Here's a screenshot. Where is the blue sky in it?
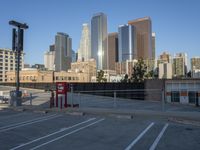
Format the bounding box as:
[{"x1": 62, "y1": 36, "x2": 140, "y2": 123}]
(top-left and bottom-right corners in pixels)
[{"x1": 0, "y1": 0, "x2": 200, "y2": 65}]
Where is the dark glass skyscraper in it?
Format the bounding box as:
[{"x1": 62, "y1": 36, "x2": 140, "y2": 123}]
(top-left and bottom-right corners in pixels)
[
  {"x1": 118, "y1": 24, "x2": 137, "y2": 62},
  {"x1": 91, "y1": 12, "x2": 108, "y2": 70},
  {"x1": 54, "y1": 32, "x2": 72, "y2": 71}
]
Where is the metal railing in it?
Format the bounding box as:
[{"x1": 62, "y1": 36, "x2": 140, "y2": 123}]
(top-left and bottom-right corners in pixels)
[{"x1": 67, "y1": 89, "x2": 166, "y2": 112}]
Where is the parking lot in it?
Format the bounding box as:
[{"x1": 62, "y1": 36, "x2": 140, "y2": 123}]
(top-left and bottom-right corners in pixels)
[{"x1": 0, "y1": 110, "x2": 199, "y2": 150}]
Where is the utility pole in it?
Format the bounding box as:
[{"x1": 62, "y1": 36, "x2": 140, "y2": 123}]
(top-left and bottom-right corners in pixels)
[{"x1": 9, "y1": 20, "x2": 28, "y2": 106}]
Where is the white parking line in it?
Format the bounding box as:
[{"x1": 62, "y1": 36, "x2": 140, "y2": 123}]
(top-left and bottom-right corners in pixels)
[
  {"x1": 149, "y1": 123, "x2": 169, "y2": 150},
  {"x1": 10, "y1": 118, "x2": 96, "y2": 150},
  {"x1": 0, "y1": 114, "x2": 61, "y2": 133},
  {"x1": 125, "y1": 122, "x2": 155, "y2": 150},
  {"x1": 0, "y1": 112, "x2": 26, "y2": 120},
  {"x1": 0, "y1": 114, "x2": 57, "y2": 130},
  {"x1": 30, "y1": 118, "x2": 105, "y2": 150}
]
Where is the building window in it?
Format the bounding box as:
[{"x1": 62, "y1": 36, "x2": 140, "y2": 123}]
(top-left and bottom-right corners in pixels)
[
  {"x1": 41, "y1": 76, "x2": 44, "y2": 81},
  {"x1": 171, "y1": 91, "x2": 180, "y2": 102}
]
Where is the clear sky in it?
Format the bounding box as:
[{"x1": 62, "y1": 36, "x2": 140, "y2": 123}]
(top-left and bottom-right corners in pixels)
[{"x1": 0, "y1": 0, "x2": 200, "y2": 65}]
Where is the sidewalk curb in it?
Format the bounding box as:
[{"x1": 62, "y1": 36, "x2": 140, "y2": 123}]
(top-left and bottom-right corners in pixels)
[{"x1": 4, "y1": 105, "x2": 200, "y2": 122}]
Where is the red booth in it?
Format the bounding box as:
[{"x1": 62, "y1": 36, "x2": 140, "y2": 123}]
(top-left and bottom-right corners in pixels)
[{"x1": 56, "y1": 82, "x2": 68, "y2": 108}]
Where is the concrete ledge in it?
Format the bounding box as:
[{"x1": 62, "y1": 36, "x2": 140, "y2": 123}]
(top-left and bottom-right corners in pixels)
[
  {"x1": 65, "y1": 111, "x2": 85, "y2": 116},
  {"x1": 168, "y1": 117, "x2": 200, "y2": 127},
  {"x1": 109, "y1": 114, "x2": 133, "y2": 119},
  {"x1": 33, "y1": 110, "x2": 48, "y2": 114},
  {"x1": 74, "y1": 107, "x2": 200, "y2": 121}
]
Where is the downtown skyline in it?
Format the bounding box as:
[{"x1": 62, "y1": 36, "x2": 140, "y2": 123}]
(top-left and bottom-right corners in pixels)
[{"x1": 0, "y1": 0, "x2": 200, "y2": 65}]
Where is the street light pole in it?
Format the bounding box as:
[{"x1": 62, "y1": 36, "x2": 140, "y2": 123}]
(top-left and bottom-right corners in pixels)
[{"x1": 9, "y1": 20, "x2": 28, "y2": 106}]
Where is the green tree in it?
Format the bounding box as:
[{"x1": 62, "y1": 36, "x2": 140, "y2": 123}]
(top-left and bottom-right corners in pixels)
[
  {"x1": 145, "y1": 70, "x2": 154, "y2": 79},
  {"x1": 96, "y1": 70, "x2": 107, "y2": 82},
  {"x1": 131, "y1": 59, "x2": 147, "y2": 83},
  {"x1": 121, "y1": 74, "x2": 129, "y2": 83},
  {"x1": 187, "y1": 71, "x2": 192, "y2": 78}
]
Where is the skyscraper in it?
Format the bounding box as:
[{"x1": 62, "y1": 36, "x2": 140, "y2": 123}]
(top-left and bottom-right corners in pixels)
[
  {"x1": 191, "y1": 57, "x2": 200, "y2": 78},
  {"x1": 157, "y1": 52, "x2": 172, "y2": 66},
  {"x1": 54, "y1": 32, "x2": 72, "y2": 72},
  {"x1": 173, "y1": 53, "x2": 188, "y2": 77},
  {"x1": 0, "y1": 48, "x2": 24, "y2": 82},
  {"x1": 77, "y1": 23, "x2": 91, "y2": 61},
  {"x1": 108, "y1": 32, "x2": 118, "y2": 70},
  {"x1": 128, "y1": 17, "x2": 152, "y2": 60},
  {"x1": 91, "y1": 12, "x2": 108, "y2": 70},
  {"x1": 44, "y1": 50, "x2": 55, "y2": 70},
  {"x1": 152, "y1": 32, "x2": 156, "y2": 60},
  {"x1": 191, "y1": 57, "x2": 200, "y2": 70},
  {"x1": 118, "y1": 24, "x2": 137, "y2": 62}
]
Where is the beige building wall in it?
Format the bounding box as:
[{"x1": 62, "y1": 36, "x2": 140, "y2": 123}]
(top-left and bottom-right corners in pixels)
[
  {"x1": 0, "y1": 48, "x2": 24, "y2": 82},
  {"x1": 54, "y1": 71, "x2": 89, "y2": 82},
  {"x1": 6, "y1": 69, "x2": 53, "y2": 83},
  {"x1": 44, "y1": 50, "x2": 55, "y2": 70},
  {"x1": 159, "y1": 63, "x2": 172, "y2": 79},
  {"x1": 70, "y1": 59, "x2": 96, "y2": 82}
]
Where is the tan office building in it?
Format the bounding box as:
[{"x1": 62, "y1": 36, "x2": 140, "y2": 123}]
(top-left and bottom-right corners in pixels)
[
  {"x1": 69, "y1": 59, "x2": 96, "y2": 82},
  {"x1": 6, "y1": 69, "x2": 53, "y2": 83},
  {"x1": 191, "y1": 57, "x2": 200, "y2": 70},
  {"x1": 128, "y1": 17, "x2": 152, "y2": 60},
  {"x1": 6, "y1": 69, "x2": 90, "y2": 83},
  {"x1": 0, "y1": 48, "x2": 24, "y2": 82},
  {"x1": 108, "y1": 32, "x2": 118, "y2": 70}
]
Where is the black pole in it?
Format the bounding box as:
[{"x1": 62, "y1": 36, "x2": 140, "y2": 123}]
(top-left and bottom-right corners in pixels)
[
  {"x1": 16, "y1": 38, "x2": 20, "y2": 97},
  {"x1": 9, "y1": 20, "x2": 28, "y2": 106}
]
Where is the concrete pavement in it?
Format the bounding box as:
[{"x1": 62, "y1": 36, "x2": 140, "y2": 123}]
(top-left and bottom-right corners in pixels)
[{"x1": 0, "y1": 110, "x2": 199, "y2": 150}]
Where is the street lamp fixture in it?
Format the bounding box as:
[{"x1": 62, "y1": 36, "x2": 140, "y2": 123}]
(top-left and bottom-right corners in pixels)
[{"x1": 9, "y1": 20, "x2": 28, "y2": 106}]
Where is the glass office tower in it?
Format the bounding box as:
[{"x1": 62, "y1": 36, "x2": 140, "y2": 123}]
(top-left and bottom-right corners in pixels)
[
  {"x1": 128, "y1": 17, "x2": 152, "y2": 60},
  {"x1": 91, "y1": 12, "x2": 108, "y2": 70},
  {"x1": 54, "y1": 32, "x2": 72, "y2": 71},
  {"x1": 118, "y1": 24, "x2": 137, "y2": 62},
  {"x1": 77, "y1": 23, "x2": 91, "y2": 61}
]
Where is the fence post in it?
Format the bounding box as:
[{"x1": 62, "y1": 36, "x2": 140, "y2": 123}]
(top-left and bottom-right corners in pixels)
[
  {"x1": 60, "y1": 96, "x2": 62, "y2": 109},
  {"x1": 71, "y1": 85, "x2": 73, "y2": 107},
  {"x1": 114, "y1": 91, "x2": 117, "y2": 108},
  {"x1": 78, "y1": 92, "x2": 81, "y2": 108},
  {"x1": 162, "y1": 89, "x2": 165, "y2": 111}
]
